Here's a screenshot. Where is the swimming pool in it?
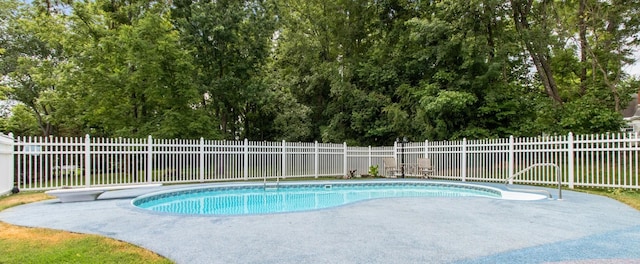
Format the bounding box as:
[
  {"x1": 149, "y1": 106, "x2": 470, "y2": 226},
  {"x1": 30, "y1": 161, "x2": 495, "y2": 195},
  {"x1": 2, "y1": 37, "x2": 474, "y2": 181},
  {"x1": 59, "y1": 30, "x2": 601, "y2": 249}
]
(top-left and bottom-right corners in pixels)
[{"x1": 132, "y1": 181, "x2": 544, "y2": 216}]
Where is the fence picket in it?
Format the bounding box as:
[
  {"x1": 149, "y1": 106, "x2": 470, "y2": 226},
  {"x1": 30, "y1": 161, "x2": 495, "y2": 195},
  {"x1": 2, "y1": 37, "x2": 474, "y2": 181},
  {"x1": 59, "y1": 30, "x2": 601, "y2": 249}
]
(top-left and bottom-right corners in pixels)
[{"x1": 5, "y1": 132, "x2": 640, "y2": 191}]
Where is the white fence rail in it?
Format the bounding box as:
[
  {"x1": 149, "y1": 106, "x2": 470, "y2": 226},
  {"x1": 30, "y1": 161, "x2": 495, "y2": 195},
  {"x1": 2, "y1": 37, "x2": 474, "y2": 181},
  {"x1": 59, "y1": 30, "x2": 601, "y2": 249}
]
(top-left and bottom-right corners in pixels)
[{"x1": 4, "y1": 132, "x2": 640, "y2": 191}]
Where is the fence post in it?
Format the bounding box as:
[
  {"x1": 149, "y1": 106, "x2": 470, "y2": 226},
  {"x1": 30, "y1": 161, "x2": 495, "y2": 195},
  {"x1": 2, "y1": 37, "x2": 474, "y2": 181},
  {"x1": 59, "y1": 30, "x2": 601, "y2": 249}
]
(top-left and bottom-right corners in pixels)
[
  {"x1": 424, "y1": 140, "x2": 429, "y2": 158},
  {"x1": 393, "y1": 140, "x2": 398, "y2": 161},
  {"x1": 84, "y1": 134, "x2": 91, "y2": 187},
  {"x1": 282, "y1": 140, "x2": 286, "y2": 179},
  {"x1": 0, "y1": 133, "x2": 14, "y2": 195},
  {"x1": 343, "y1": 142, "x2": 348, "y2": 177},
  {"x1": 508, "y1": 135, "x2": 514, "y2": 184},
  {"x1": 314, "y1": 141, "x2": 319, "y2": 178},
  {"x1": 461, "y1": 138, "x2": 467, "y2": 182},
  {"x1": 368, "y1": 145, "x2": 372, "y2": 170},
  {"x1": 567, "y1": 132, "x2": 574, "y2": 189},
  {"x1": 244, "y1": 138, "x2": 249, "y2": 181},
  {"x1": 200, "y1": 137, "x2": 205, "y2": 182},
  {"x1": 147, "y1": 135, "x2": 153, "y2": 183}
]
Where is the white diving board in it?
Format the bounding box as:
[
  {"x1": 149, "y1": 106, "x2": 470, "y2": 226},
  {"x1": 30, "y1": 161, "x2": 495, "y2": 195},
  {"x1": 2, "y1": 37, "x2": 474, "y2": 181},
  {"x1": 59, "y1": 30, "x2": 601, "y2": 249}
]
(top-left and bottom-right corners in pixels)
[{"x1": 45, "y1": 183, "x2": 162, "y2": 203}]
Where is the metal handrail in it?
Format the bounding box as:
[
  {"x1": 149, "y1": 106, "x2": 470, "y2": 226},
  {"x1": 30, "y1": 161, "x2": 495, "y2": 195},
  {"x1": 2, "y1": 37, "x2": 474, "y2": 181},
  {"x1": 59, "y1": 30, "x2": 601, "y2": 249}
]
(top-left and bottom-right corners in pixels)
[
  {"x1": 263, "y1": 174, "x2": 279, "y2": 190},
  {"x1": 505, "y1": 163, "x2": 562, "y2": 200}
]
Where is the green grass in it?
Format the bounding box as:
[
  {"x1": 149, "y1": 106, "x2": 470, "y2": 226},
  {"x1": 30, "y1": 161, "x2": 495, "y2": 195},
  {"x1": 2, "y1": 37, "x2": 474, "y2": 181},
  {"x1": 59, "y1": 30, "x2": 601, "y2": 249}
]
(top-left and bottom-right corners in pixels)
[
  {"x1": 0, "y1": 192, "x2": 51, "y2": 211},
  {"x1": 575, "y1": 187, "x2": 640, "y2": 211},
  {"x1": 0, "y1": 192, "x2": 173, "y2": 264}
]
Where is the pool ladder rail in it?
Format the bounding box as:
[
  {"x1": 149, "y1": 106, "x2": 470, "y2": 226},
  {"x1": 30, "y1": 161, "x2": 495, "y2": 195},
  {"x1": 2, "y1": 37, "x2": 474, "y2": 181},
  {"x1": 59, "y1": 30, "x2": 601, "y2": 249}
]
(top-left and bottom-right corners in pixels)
[
  {"x1": 264, "y1": 175, "x2": 280, "y2": 191},
  {"x1": 505, "y1": 163, "x2": 562, "y2": 200}
]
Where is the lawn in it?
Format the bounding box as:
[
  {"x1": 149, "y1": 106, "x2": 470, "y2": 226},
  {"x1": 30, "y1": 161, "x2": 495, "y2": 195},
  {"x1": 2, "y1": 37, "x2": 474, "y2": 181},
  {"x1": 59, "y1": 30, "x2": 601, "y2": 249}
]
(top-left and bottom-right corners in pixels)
[
  {"x1": 575, "y1": 187, "x2": 640, "y2": 210},
  {"x1": 0, "y1": 192, "x2": 173, "y2": 264}
]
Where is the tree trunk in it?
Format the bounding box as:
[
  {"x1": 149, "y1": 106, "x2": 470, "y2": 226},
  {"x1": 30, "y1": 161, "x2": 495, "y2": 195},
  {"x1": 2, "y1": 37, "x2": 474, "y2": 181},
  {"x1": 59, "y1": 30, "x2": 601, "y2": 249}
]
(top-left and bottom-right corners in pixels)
[
  {"x1": 484, "y1": 1, "x2": 495, "y2": 60},
  {"x1": 578, "y1": 0, "x2": 587, "y2": 95},
  {"x1": 510, "y1": 0, "x2": 563, "y2": 105}
]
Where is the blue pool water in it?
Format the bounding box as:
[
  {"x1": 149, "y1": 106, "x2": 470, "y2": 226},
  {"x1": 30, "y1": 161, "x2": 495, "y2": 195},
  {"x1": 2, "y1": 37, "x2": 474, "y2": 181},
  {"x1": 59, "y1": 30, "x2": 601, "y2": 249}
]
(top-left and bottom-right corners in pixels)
[{"x1": 132, "y1": 182, "x2": 503, "y2": 216}]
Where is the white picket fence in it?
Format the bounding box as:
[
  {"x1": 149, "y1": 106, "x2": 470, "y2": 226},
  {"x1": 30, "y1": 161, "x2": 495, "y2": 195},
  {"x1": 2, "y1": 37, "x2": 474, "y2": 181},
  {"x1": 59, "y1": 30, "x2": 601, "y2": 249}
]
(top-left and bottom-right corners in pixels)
[{"x1": 3, "y1": 132, "x2": 640, "y2": 191}]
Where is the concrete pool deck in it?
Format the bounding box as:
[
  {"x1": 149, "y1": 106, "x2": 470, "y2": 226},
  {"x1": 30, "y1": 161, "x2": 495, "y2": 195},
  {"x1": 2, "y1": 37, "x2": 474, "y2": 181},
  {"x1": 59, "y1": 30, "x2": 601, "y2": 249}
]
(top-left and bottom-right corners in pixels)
[{"x1": 1, "y1": 180, "x2": 639, "y2": 264}]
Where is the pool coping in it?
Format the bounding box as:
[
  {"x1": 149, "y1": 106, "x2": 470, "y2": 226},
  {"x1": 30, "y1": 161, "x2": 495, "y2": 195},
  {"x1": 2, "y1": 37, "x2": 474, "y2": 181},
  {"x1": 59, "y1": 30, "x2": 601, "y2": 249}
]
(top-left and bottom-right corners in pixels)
[{"x1": 1, "y1": 179, "x2": 639, "y2": 264}]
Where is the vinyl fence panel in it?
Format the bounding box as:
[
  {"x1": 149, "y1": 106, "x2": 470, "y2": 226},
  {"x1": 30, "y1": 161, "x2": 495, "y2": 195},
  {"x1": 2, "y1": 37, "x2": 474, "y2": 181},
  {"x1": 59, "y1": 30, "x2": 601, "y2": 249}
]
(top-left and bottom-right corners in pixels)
[{"x1": 7, "y1": 132, "x2": 640, "y2": 191}]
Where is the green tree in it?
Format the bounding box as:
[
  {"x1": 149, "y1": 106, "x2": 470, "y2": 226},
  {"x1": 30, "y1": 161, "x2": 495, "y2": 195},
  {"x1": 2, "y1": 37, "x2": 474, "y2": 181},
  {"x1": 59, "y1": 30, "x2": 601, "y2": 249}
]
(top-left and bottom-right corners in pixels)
[
  {"x1": 510, "y1": 0, "x2": 563, "y2": 104},
  {"x1": 2, "y1": 0, "x2": 636, "y2": 142},
  {"x1": 171, "y1": 0, "x2": 277, "y2": 139},
  {"x1": 526, "y1": 0, "x2": 640, "y2": 133},
  {"x1": 0, "y1": 0, "x2": 74, "y2": 136},
  {"x1": 371, "y1": 0, "x2": 537, "y2": 140},
  {"x1": 0, "y1": 104, "x2": 40, "y2": 136},
  {"x1": 69, "y1": 0, "x2": 204, "y2": 138}
]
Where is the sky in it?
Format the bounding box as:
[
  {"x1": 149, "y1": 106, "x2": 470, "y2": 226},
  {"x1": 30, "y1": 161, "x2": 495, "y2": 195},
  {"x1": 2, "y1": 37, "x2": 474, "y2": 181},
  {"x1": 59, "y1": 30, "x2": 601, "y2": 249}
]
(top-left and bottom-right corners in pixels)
[{"x1": 624, "y1": 49, "x2": 640, "y2": 78}]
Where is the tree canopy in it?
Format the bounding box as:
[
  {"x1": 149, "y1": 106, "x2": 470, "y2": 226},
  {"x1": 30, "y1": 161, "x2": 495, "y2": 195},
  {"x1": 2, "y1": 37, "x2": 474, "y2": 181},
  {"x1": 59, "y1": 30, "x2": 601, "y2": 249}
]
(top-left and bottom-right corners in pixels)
[{"x1": 1, "y1": 0, "x2": 638, "y2": 145}]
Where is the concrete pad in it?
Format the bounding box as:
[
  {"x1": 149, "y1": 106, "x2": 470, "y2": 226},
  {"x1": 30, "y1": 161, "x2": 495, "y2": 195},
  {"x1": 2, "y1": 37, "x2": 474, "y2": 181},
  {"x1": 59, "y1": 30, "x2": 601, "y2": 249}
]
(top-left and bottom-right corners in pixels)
[{"x1": 1, "y1": 180, "x2": 639, "y2": 264}]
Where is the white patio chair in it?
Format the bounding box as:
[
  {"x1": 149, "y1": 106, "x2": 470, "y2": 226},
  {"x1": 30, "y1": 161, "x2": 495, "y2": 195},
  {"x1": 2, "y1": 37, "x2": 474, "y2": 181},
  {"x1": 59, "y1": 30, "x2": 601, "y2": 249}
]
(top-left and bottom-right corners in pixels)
[
  {"x1": 418, "y1": 158, "x2": 434, "y2": 178},
  {"x1": 383, "y1": 157, "x2": 401, "y2": 178}
]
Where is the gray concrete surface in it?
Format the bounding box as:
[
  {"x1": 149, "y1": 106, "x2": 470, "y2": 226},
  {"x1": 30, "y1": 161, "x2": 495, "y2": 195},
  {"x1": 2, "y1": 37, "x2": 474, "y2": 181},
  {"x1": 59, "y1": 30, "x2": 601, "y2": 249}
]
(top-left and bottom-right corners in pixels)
[{"x1": 1, "y1": 180, "x2": 639, "y2": 264}]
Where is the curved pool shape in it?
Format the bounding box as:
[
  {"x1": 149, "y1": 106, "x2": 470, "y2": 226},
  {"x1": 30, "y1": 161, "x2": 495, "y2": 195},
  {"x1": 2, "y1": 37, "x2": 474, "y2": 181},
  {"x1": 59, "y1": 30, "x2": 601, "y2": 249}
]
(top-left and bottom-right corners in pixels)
[{"x1": 132, "y1": 181, "x2": 544, "y2": 216}]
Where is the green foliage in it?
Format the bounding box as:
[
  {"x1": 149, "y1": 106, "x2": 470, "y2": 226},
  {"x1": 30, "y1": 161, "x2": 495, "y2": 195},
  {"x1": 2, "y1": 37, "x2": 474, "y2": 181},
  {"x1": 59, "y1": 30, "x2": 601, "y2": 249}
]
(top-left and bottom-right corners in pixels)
[
  {"x1": 0, "y1": 0, "x2": 72, "y2": 136},
  {"x1": 0, "y1": 0, "x2": 637, "y2": 142},
  {"x1": 368, "y1": 165, "x2": 379, "y2": 178},
  {"x1": 172, "y1": 0, "x2": 277, "y2": 139},
  {"x1": 0, "y1": 104, "x2": 40, "y2": 136},
  {"x1": 559, "y1": 97, "x2": 625, "y2": 134},
  {"x1": 271, "y1": 89, "x2": 313, "y2": 141},
  {"x1": 68, "y1": 0, "x2": 208, "y2": 138}
]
